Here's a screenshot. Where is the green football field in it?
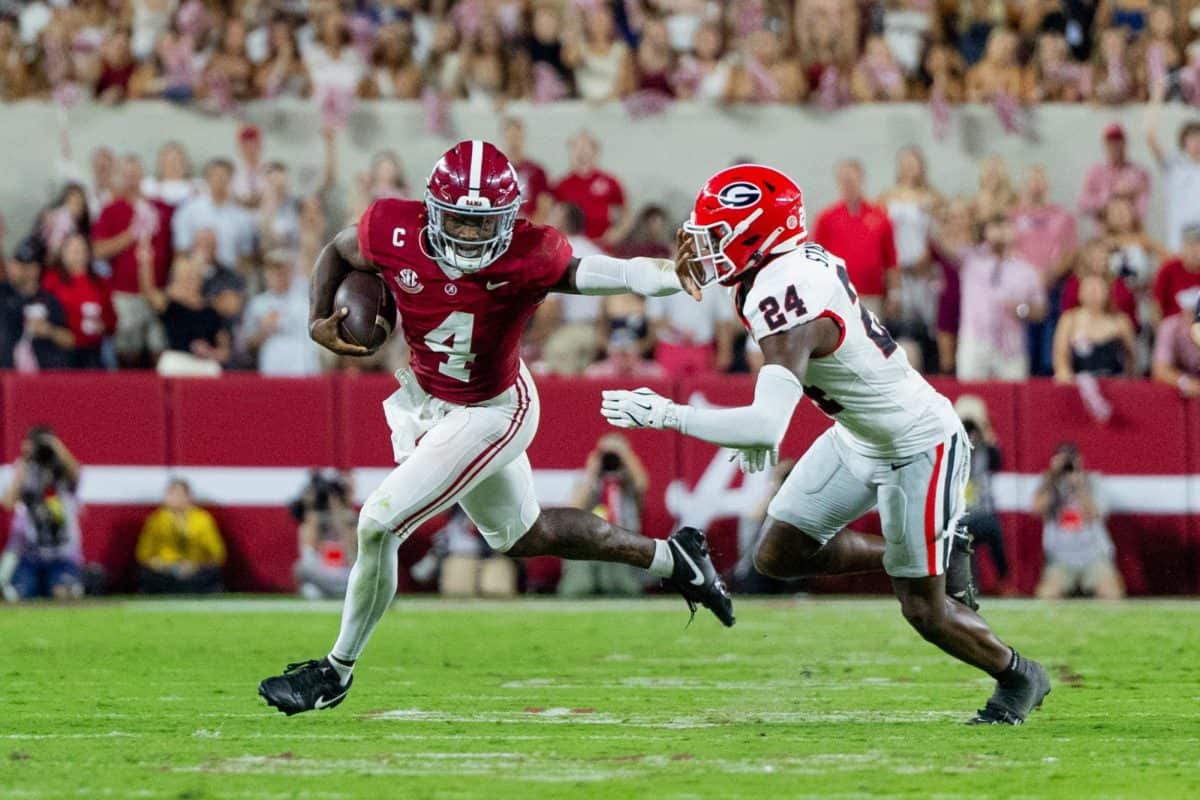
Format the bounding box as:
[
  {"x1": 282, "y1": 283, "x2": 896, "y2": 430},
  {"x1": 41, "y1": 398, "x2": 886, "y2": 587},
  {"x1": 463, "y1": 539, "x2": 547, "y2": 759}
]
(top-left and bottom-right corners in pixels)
[{"x1": 2, "y1": 598, "x2": 1198, "y2": 800}]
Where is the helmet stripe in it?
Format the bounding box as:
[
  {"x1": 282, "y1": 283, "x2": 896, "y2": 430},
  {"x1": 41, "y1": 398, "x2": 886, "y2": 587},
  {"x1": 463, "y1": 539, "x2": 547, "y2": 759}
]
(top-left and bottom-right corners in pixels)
[{"x1": 467, "y1": 139, "x2": 484, "y2": 198}]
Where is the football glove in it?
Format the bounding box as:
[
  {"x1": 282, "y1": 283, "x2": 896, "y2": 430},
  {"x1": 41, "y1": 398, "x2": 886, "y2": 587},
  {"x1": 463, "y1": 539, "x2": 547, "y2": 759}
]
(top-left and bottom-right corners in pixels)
[
  {"x1": 600, "y1": 388, "x2": 676, "y2": 430},
  {"x1": 730, "y1": 446, "x2": 778, "y2": 475}
]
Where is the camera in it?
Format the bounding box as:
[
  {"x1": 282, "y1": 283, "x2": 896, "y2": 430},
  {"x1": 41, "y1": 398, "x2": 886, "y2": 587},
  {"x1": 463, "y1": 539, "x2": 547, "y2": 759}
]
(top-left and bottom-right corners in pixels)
[
  {"x1": 290, "y1": 470, "x2": 350, "y2": 522},
  {"x1": 599, "y1": 451, "x2": 623, "y2": 474}
]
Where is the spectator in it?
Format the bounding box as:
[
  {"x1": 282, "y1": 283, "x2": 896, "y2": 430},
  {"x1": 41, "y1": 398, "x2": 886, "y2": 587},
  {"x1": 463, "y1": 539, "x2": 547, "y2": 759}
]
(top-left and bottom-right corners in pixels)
[
  {"x1": 931, "y1": 197, "x2": 978, "y2": 374},
  {"x1": 516, "y1": 2, "x2": 574, "y2": 100},
  {"x1": 35, "y1": 184, "x2": 91, "y2": 261},
  {"x1": 0, "y1": 427, "x2": 83, "y2": 602},
  {"x1": 1102, "y1": 195, "x2": 1167, "y2": 294},
  {"x1": 140, "y1": 241, "x2": 230, "y2": 375},
  {"x1": 973, "y1": 154, "x2": 1017, "y2": 223},
  {"x1": 1148, "y1": 107, "x2": 1200, "y2": 253},
  {"x1": 455, "y1": 17, "x2": 516, "y2": 105},
  {"x1": 179, "y1": 227, "x2": 248, "y2": 329},
  {"x1": 239, "y1": 250, "x2": 320, "y2": 376},
  {"x1": 41, "y1": 233, "x2": 116, "y2": 369},
  {"x1": 1023, "y1": 31, "x2": 1090, "y2": 103},
  {"x1": 302, "y1": 7, "x2": 366, "y2": 113},
  {"x1": 726, "y1": 26, "x2": 807, "y2": 103},
  {"x1": 258, "y1": 162, "x2": 302, "y2": 252},
  {"x1": 624, "y1": 15, "x2": 677, "y2": 98},
  {"x1": 204, "y1": 17, "x2": 256, "y2": 103},
  {"x1": 347, "y1": 150, "x2": 409, "y2": 225},
  {"x1": 529, "y1": 203, "x2": 603, "y2": 368},
  {"x1": 0, "y1": 237, "x2": 72, "y2": 370},
  {"x1": 1062, "y1": 237, "x2": 1138, "y2": 327},
  {"x1": 882, "y1": 0, "x2": 930, "y2": 77},
  {"x1": 647, "y1": 276, "x2": 736, "y2": 376},
  {"x1": 358, "y1": 22, "x2": 421, "y2": 100},
  {"x1": 1033, "y1": 444, "x2": 1124, "y2": 600},
  {"x1": 171, "y1": 158, "x2": 257, "y2": 271},
  {"x1": 812, "y1": 159, "x2": 897, "y2": 315},
  {"x1": 598, "y1": 288, "x2": 653, "y2": 359},
  {"x1": 54, "y1": 142, "x2": 113, "y2": 221},
  {"x1": 916, "y1": 40, "x2": 965, "y2": 102},
  {"x1": 850, "y1": 35, "x2": 907, "y2": 102},
  {"x1": 1053, "y1": 274, "x2": 1136, "y2": 381},
  {"x1": 672, "y1": 20, "x2": 731, "y2": 102},
  {"x1": 1091, "y1": 25, "x2": 1138, "y2": 105},
  {"x1": 135, "y1": 478, "x2": 225, "y2": 595},
  {"x1": 291, "y1": 470, "x2": 356, "y2": 600},
  {"x1": 955, "y1": 395, "x2": 1015, "y2": 596},
  {"x1": 876, "y1": 146, "x2": 941, "y2": 369},
  {"x1": 563, "y1": 3, "x2": 631, "y2": 102},
  {"x1": 1078, "y1": 123, "x2": 1151, "y2": 225},
  {"x1": 584, "y1": 329, "x2": 667, "y2": 379},
  {"x1": 558, "y1": 434, "x2": 649, "y2": 598},
  {"x1": 1152, "y1": 308, "x2": 1200, "y2": 398},
  {"x1": 1153, "y1": 223, "x2": 1200, "y2": 318},
  {"x1": 231, "y1": 125, "x2": 268, "y2": 208},
  {"x1": 965, "y1": 27, "x2": 1022, "y2": 102},
  {"x1": 95, "y1": 27, "x2": 137, "y2": 104},
  {"x1": 93, "y1": 155, "x2": 173, "y2": 366},
  {"x1": 503, "y1": 117, "x2": 552, "y2": 222},
  {"x1": 255, "y1": 16, "x2": 311, "y2": 99},
  {"x1": 956, "y1": 214, "x2": 1047, "y2": 381},
  {"x1": 613, "y1": 205, "x2": 673, "y2": 260},
  {"x1": 140, "y1": 141, "x2": 197, "y2": 208},
  {"x1": 552, "y1": 131, "x2": 628, "y2": 244},
  {"x1": 411, "y1": 506, "x2": 516, "y2": 598}
]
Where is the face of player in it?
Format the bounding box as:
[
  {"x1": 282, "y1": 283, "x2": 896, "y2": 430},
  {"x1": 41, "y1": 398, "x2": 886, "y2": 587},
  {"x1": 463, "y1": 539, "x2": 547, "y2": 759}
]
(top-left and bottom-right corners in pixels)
[
  {"x1": 427, "y1": 202, "x2": 516, "y2": 272},
  {"x1": 443, "y1": 211, "x2": 499, "y2": 251}
]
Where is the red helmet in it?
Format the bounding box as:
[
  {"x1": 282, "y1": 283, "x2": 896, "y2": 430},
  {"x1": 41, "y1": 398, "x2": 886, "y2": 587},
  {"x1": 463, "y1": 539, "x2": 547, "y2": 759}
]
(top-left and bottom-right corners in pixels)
[
  {"x1": 682, "y1": 164, "x2": 807, "y2": 288},
  {"x1": 425, "y1": 139, "x2": 521, "y2": 273}
]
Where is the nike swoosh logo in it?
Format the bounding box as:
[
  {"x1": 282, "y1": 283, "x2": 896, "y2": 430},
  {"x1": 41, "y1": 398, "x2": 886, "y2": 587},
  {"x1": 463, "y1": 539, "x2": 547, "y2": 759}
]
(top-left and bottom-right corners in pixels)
[
  {"x1": 313, "y1": 688, "x2": 348, "y2": 709},
  {"x1": 890, "y1": 461, "x2": 914, "y2": 471},
  {"x1": 485, "y1": 281, "x2": 510, "y2": 290},
  {"x1": 670, "y1": 539, "x2": 706, "y2": 586}
]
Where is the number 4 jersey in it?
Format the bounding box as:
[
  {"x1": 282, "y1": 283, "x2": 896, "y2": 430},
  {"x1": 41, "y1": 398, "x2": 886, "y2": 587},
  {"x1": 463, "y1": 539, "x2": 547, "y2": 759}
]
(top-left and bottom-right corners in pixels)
[
  {"x1": 735, "y1": 243, "x2": 959, "y2": 460},
  {"x1": 358, "y1": 198, "x2": 573, "y2": 403}
]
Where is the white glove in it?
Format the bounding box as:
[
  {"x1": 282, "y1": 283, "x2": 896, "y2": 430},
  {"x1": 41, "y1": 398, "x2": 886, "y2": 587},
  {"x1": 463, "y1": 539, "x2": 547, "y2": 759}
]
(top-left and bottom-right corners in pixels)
[
  {"x1": 600, "y1": 388, "x2": 676, "y2": 430},
  {"x1": 730, "y1": 447, "x2": 778, "y2": 475}
]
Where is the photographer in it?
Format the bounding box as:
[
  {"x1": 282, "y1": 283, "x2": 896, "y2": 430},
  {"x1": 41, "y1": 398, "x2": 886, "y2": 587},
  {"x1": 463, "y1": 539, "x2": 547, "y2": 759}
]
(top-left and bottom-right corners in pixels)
[
  {"x1": 557, "y1": 434, "x2": 649, "y2": 597},
  {"x1": 0, "y1": 427, "x2": 83, "y2": 601},
  {"x1": 955, "y1": 395, "x2": 1015, "y2": 596},
  {"x1": 135, "y1": 479, "x2": 226, "y2": 594},
  {"x1": 1032, "y1": 444, "x2": 1124, "y2": 600},
  {"x1": 292, "y1": 469, "x2": 357, "y2": 600}
]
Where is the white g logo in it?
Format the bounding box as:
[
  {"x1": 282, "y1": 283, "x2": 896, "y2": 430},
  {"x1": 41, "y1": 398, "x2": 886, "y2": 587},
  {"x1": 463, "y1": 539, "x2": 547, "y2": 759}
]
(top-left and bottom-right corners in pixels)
[{"x1": 716, "y1": 182, "x2": 762, "y2": 209}]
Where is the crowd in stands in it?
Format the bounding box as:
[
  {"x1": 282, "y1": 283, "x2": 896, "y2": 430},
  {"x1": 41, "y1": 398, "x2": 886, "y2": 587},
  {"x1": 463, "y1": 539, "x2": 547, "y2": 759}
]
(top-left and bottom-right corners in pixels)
[{"x1": 7, "y1": 1, "x2": 1200, "y2": 110}]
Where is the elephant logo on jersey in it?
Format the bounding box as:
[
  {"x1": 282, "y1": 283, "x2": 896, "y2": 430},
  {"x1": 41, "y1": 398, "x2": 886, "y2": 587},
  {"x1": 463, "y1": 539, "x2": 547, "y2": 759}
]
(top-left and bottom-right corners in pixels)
[
  {"x1": 716, "y1": 181, "x2": 762, "y2": 209},
  {"x1": 396, "y1": 269, "x2": 424, "y2": 294}
]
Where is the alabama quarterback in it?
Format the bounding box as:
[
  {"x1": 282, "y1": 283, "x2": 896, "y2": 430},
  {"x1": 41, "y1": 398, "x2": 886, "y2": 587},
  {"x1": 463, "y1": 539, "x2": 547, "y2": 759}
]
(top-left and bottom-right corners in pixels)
[
  {"x1": 258, "y1": 141, "x2": 733, "y2": 716},
  {"x1": 601, "y1": 165, "x2": 1050, "y2": 725}
]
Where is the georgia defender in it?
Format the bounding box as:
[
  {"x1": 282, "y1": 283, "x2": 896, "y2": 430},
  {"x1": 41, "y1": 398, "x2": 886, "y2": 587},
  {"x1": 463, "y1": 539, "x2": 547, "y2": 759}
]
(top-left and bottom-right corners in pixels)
[
  {"x1": 258, "y1": 140, "x2": 733, "y2": 717},
  {"x1": 601, "y1": 164, "x2": 1050, "y2": 725}
]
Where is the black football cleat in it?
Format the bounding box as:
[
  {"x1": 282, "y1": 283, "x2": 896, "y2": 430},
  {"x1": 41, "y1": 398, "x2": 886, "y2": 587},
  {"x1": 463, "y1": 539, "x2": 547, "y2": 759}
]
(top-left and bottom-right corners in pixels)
[
  {"x1": 259, "y1": 658, "x2": 352, "y2": 716},
  {"x1": 946, "y1": 523, "x2": 979, "y2": 612},
  {"x1": 665, "y1": 527, "x2": 735, "y2": 628},
  {"x1": 967, "y1": 654, "x2": 1051, "y2": 725}
]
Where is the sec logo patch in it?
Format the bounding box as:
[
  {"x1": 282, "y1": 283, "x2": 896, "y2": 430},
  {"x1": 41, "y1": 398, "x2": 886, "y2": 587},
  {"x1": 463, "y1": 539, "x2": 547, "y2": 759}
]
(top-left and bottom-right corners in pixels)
[
  {"x1": 716, "y1": 181, "x2": 761, "y2": 209},
  {"x1": 396, "y1": 269, "x2": 423, "y2": 294}
]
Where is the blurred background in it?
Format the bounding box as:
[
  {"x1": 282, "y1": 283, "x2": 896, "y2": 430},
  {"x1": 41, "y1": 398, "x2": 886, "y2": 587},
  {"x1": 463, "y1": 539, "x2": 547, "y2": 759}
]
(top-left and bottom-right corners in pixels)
[{"x1": 1, "y1": 0, "x2": 1198, "y2": 604}]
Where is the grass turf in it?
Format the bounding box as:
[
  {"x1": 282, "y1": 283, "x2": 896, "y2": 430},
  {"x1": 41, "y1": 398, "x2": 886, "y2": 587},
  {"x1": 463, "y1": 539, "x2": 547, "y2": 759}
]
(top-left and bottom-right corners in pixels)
[{"x1": 1, "y1": 598, "x2": 1198, "y2": 799}]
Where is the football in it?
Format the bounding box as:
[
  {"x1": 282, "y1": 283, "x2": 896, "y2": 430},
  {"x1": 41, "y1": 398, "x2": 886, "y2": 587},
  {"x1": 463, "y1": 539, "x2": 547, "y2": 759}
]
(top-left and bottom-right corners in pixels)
[{"x1": 334, "y1": 270, "x2": 397, "y2": 351}]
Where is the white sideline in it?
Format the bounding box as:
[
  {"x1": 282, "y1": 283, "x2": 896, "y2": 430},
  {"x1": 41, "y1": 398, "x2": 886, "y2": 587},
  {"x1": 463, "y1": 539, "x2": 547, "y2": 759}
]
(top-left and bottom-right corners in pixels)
[{"x1": 0, "y1": 465, "x2": 1192, "y2": 513}]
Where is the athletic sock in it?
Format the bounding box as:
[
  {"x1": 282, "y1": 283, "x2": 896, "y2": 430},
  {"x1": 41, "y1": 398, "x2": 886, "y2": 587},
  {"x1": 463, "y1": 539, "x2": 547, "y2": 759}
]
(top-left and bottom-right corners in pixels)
[
  {"x1": 991, "y1": 648, "x2": 1020, "y2": 681},
  {"x1": 327, "y1": 654, "x2": 355, "y2": 686},
  {"x1": 648, "y1": 538, "x2": 674, "y2": 578}
]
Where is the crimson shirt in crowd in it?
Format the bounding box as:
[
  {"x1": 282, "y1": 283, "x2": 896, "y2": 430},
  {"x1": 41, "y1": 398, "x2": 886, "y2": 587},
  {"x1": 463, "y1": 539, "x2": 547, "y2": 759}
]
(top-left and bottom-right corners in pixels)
[
  {"x1": 92, "y1": 197, "x2": 174, "y2": 293},
  {"x1": 42, "y1": 271, "x2": 117, "y2": 349},
  {"x1": 812, "y1": 200, "x2": 897, "y2": 298},
  {"x1": 1153, "y1": 258, "x2": 1200, "y2": 317},
  {"x1": 513, "y1": 158, "x2": 550, "y2": 219},
  {"x1": 552, "y1": 169, "x2": 625, "y2": 240}
]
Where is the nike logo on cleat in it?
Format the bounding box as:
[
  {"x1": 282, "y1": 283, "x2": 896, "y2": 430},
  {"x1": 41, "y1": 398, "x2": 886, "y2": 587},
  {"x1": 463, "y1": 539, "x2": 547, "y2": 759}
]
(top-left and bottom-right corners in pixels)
[
  {"x1": 670, "y1": 540, "x2": 706, "y2": 586},
  {"x1": 485, "y1": 280, "x2": 510, "y2": 290},
  {"x1": 313, "y1": 689, "x2": 348, "y2": 709}
]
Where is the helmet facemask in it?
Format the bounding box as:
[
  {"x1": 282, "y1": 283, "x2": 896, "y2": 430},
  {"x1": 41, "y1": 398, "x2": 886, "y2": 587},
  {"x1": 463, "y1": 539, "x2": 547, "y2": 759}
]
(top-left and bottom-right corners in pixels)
[
  {"x1": 424, "y1": 192, "x2": 518, "y2": 273},
  {"x1": 682, "y1": 207, "x2": 771, "y2": 288}
]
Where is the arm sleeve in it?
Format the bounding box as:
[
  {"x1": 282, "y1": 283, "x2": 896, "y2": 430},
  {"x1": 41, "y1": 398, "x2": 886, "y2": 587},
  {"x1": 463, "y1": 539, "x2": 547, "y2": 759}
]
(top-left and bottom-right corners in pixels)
[
  {"x1": 671, "y1": 364, "x2": 804, "y2": 449},
  {"x1": 573, "y1": 252, "x2": 681, "y2": 297}
]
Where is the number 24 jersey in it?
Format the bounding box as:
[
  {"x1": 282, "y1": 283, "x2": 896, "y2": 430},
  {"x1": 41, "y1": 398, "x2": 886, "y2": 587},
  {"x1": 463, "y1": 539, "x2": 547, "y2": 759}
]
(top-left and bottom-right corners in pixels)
[
  {"x1": 358, "y1": 198, "x2": 572, "y2": 404},
  {"x1": 735, "y1": 243, "x2": 957, "y2": 459}
]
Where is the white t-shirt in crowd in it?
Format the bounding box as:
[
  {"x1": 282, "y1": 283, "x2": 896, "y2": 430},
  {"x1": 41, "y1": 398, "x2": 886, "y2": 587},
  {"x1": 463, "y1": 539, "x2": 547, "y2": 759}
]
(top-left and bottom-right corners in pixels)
[
  {"x1": 646, "y1": 285, "x2": 734, "y2": 346},
  {"x1": 171, "y1": 193, "x2": 257, "y2": 267},
  {"x1": 1163, "y1": 153, "x2": 1200, "y2": 252},
  {"x1": 241, "y1": 283, "x2": 321, "y2": 376}
]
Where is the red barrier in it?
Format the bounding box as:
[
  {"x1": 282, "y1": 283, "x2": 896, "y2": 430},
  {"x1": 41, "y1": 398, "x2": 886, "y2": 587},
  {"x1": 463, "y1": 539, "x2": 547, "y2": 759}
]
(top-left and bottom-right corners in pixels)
[{"x1": 0, "y1": 372, "x2": 1195, "y2": 595}]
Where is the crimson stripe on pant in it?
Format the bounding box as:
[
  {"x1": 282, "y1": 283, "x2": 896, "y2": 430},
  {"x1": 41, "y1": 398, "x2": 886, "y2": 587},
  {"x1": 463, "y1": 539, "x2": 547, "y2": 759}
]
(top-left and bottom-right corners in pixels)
[
  {"x1": 923, "y1": 442, "x2": 946, "y2": 576},
  {"x1": 390, "y1": 374, "x2": 531, "y2": 536}
]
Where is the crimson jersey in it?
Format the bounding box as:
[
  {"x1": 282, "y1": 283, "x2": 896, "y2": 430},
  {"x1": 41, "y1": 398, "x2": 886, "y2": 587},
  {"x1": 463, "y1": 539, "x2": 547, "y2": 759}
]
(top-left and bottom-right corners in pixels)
[{"x1": 358, "y1": 198, "x2": 572, "y2": 403}]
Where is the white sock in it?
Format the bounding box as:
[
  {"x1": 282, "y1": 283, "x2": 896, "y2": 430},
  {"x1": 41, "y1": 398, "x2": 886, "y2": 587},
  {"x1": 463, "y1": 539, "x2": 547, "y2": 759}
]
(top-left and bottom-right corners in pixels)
[
  {"x1": 327, "y1": 654, "x2": 355, "y2": 686},
  {"x1": 648, "y1": 538, "x2": 675, "y2": 578}
]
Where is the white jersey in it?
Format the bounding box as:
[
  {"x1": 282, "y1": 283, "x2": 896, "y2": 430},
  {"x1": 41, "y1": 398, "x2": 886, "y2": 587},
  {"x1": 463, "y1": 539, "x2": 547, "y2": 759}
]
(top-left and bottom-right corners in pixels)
[{"x1": 735, "y1": 243, "x2": 958, "y2": 459}]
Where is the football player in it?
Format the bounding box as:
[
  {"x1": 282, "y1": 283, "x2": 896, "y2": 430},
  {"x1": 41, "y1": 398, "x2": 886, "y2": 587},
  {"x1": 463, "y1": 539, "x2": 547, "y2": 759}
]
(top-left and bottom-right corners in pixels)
[
  {"x1": 259, "y1": 140, "x2": 733, "y2": 716},
  {"x1": 601, "y1": 165, "x2": 1051, "y2": 725}
]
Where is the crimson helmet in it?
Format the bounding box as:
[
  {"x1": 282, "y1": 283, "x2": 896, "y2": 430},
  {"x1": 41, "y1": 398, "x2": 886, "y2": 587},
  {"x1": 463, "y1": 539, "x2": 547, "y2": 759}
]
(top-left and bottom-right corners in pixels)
[
  {"x1": 425, "y1": 139, "x2": 520, "y2": 273},
  {"x1": 682, "y1": 164, "x2": 807, "y2": 288}
]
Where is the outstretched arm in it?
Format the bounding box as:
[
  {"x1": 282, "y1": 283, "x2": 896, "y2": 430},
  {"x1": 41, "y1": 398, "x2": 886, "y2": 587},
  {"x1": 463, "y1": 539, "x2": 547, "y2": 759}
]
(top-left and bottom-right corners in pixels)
[
  {"x1": 309, "y1": 226, "x2": 378, "y2": 356},
  {"x1": 601, "y1": 317, "x2": 840, "y2": 449},
  {"x1": 551, "y1": 252, "x2": 681, "y2": 297}
]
